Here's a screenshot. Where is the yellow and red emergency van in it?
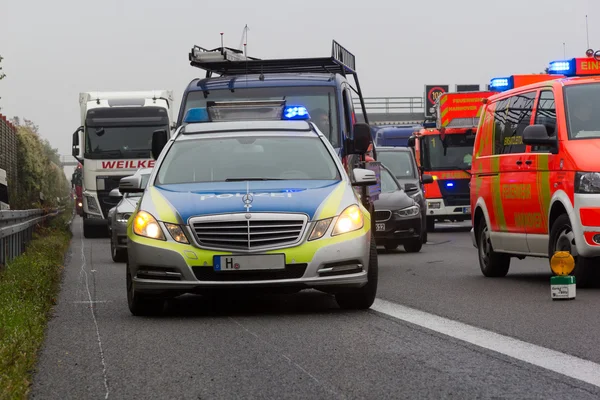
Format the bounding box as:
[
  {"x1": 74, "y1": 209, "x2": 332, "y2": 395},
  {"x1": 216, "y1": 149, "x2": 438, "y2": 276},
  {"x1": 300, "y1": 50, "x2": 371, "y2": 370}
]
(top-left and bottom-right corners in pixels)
[
  {"x1": 470, "y1": 54, "x2": 600, "y2": 287},
  {"x1": 409, "y1": 91, "x2": 494, "y2": 231}
]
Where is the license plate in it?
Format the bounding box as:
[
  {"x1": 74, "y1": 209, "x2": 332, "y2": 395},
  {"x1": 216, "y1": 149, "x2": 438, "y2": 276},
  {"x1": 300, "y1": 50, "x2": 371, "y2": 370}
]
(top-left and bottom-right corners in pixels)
[
  {"x1": 376, "y1": 223, "x2": 386, "y2": 232},
  {"x1": 213, "y1": 254, "x2": 285, "y2": 272}
]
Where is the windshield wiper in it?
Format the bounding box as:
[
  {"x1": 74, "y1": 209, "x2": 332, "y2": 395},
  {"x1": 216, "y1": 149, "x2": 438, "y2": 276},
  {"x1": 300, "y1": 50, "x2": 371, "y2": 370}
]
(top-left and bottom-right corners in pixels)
[{"x1": 225, "y1": 178, "x2": 284, "y2": 182}]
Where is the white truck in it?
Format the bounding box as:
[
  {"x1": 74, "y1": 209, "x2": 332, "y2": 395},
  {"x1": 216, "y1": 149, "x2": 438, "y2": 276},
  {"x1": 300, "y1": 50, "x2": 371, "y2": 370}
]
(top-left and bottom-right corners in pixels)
[{"x1": 72, "y1": 90, "x2": 174, "y2": 238}]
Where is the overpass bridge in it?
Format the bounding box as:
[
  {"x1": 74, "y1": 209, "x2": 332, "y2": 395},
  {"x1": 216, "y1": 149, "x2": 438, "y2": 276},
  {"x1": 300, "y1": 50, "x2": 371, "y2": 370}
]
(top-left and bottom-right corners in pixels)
[{"x1": 60, "y1": 155, "x2": 78, "y2": 167}]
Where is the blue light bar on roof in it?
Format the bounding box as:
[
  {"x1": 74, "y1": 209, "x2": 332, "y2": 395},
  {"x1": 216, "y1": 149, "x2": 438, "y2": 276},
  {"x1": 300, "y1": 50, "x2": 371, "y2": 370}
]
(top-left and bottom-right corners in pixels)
[
  {"x1": 283, "y1": 106, "x2": 310, "y2": 120},
  {"x1": 184, "y1": 107, "x2": 210, "y2": 124},
  {"x1": 489, "y1": 76, "x2": 513, "y2": 92},
  {"x1": 548, "y1": 58, "x2": 576, "y2": 76}
]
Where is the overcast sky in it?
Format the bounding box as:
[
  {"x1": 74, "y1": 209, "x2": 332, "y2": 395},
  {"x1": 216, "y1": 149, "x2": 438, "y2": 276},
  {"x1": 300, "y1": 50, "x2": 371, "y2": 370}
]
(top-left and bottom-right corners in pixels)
[{"x1": 1, "y1": 0, "x2": 598, "y2": 168}]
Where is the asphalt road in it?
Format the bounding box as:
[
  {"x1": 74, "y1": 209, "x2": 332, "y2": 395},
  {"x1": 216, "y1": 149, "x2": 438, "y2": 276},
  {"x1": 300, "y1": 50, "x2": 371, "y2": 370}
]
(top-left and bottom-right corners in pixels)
[{"x1": 30, "y1": 217, "x2": 600, "y2": 399}]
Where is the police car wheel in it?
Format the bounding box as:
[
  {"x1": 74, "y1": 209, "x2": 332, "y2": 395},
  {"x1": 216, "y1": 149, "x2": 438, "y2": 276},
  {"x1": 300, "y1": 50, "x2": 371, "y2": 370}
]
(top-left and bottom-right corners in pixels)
[
  {"x1": 549, "y1": 214, "x2": 599, "y2": 288},
  {"x1": 477, "y1": 219, "x2": 510, "y2": 277},
  {"x1": 127, "y1": 264, "x2": 164, "y2": 316},
  {"x1": 335, "y1": 233, "x2": 378, "y2": 310}
]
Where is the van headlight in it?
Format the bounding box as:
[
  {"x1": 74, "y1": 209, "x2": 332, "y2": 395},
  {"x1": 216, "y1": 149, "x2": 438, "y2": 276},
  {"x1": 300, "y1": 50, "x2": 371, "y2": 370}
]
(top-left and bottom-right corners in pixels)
[
  {"x1": 133, "y1": 211, "x2": 165, "y2": 240},
  {"x1": 394, "y1": 205, "x2": 420, "y2": 218},
  {"x1": 332, "y1": 205, "x2": 364, "y2": 236},
  {"x1": 575, "y1": 172, "x2": 600, "y2": 194}
]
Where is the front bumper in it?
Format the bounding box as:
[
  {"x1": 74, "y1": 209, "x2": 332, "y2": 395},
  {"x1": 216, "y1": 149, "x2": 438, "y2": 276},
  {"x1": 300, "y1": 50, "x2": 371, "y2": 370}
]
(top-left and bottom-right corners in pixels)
[
  {"x1": 426, "y1": 199, "x2": 470, "y2": 219},
  {"x1": 128, "y1": 228, "x2": 371, "y2": 294},
  {"x1": 574, "y1": 194, "x2": 600, "y2": 258},
  {"x1": 374, "y1": 214, "x2": 421, "y2": 242}
]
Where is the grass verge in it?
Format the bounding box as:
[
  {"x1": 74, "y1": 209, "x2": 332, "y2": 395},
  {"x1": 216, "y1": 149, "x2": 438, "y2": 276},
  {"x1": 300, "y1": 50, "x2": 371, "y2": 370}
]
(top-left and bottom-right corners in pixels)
[{"x1": 0, "y1": 212, "x2": 72, "y2": 400}]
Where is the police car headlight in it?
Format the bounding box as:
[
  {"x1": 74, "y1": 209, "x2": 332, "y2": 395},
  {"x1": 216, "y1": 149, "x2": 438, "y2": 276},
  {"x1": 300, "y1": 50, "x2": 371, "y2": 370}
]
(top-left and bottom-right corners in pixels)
[
  {"x1": 133, "y1": 211, "x2": 165, "y2": 240},
  {"x1": 575, "y1": 172, "x2": 600, "y2": 194},
  {"x1": 165, "y1": 223, "x2": 189, "y2": 244},
  {"x1": 394, "y1": 205, "x2": 420, "y2": 218},
  {"x1": 308, "y1": 218, "x2": 333, "y2": 241},
  {"x1": 332, "y1": 205, "x2": 364, "y2": 236}
]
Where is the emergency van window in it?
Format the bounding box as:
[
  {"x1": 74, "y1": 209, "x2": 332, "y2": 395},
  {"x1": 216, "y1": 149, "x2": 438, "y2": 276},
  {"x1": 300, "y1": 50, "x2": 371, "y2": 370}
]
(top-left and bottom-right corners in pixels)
[
  {"x1": 376, "y1": 151, "x2": 416, "y2": 179},
  {"x1": 492, "y1": 92, "x2": 535, "y2": 154},
  {"x1": 565, "y1": 83, "x2": 600, "y2": 139},
  {"x1": 421, "y1": 134, "x2": 475, "y2": 171},
  {"x1": 532, "y1": 90, "x2": 557, "y2": 152},
  {"x1": 183, "y1": 87, "x2": 339, "y2": 147},
  {"x1": 156, "y1": 136, "x2": 341, "y2": 185}
]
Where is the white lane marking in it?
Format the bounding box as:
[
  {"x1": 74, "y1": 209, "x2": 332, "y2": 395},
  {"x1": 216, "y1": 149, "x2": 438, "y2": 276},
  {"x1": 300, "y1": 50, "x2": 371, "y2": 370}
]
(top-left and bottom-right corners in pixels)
[
  {"x1": 80, "y1": 237, "x2": 110, "y2": 399},
  {"x1": 73, "y1": 301, "x2": 112, "y2": 304},
  {"x1": 372, "y1": 298, "x2": 600, "y2": 388}
]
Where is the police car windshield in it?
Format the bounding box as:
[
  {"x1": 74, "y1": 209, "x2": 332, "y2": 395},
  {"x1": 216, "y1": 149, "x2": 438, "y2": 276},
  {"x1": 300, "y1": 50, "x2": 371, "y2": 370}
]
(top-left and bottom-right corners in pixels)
[
  {"x1": 183, "y1": 87, "x2": 339, "y2": 147},
  {"x1": 156, "y1": 136, "x2": 341, "y2": 185},
  {"x1": 376, "y1": 151, "x2": 417, "y2": 179},
  {"x1": 565, "y1": 83, "x2": 600, "y2": 139},
  {"x1": 422, "y1": 134, "x2": 474, "y2": 171}
]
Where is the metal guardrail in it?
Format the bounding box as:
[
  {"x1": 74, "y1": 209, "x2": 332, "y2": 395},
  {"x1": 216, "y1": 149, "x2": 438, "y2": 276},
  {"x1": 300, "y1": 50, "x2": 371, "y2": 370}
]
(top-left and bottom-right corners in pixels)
[
  {"x1": 354, "y1": 97, "x2": 424, "y2": 114},
  {"x1": 0, "y1": 208, "x2": 64, "y2": 266}
]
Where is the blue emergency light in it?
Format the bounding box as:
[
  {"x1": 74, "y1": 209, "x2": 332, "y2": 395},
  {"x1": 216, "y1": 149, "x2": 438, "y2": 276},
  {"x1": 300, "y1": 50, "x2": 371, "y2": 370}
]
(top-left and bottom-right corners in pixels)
[
  {"x1": 283, "y1": 106, "x2": 310, "y2": 120},
  {"x1": 548, "y1": 59, "x2": 576, "y2": 76},
  {"x1": 489, "y1": 77, "x2": 513, "y2": 92},
  {"x1": 183, "y1": 107, "x2": 211, "y2": 124},
  {"x1": 446, "y1": 182, "x2": 454, "y2": 188}
]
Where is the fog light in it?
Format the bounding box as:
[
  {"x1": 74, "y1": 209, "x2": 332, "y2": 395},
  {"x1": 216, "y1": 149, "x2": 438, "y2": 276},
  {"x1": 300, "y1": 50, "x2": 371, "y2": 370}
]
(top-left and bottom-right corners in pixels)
[{"x1": 593, "y1": 234, "x2": 600, "y2": 244}]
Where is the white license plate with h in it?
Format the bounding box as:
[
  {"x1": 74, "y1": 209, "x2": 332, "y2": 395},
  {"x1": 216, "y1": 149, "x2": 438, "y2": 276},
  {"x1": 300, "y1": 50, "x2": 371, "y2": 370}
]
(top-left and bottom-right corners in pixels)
[{"x1": 213, "y1": 254, "x2": 285, "y2": 271}]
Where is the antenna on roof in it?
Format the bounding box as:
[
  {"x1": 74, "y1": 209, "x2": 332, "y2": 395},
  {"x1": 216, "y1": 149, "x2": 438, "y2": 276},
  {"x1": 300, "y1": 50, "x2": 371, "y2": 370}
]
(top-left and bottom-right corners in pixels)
[
  {"x1": 220, "y1": 32, "x2": 224, "y2": 49},
  {"x1": 586, "y1": 15, "x2": 590, "y2": 50},
  {"x1": 563, "y1": 42, "x2": 566, "y2": 58}
]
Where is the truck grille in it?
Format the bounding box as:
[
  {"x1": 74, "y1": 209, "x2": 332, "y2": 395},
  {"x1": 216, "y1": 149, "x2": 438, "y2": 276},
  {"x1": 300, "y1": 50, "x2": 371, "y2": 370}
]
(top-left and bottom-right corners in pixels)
[{"x1": 189, "y1": 213, "x2": 308, "y2": 251}]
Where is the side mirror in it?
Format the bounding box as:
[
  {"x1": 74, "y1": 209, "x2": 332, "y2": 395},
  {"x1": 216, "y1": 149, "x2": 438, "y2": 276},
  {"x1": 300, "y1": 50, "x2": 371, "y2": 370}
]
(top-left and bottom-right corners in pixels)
[
  {"x1": 523, "y1": 124, "x2": 557, "y2": 147},
  {"x1": 407, "y1": 136, "x2": 416, "y2": 148},
  {"x1": 421, "y1": 174, "x2": 434, "y2": 184},
  {"x1": 351, "y1": 123, "x2": 372, "y2": 155},
  {"x1": 72, "y1": 126, "x2": 83, "y2": 159},
  {"x1": 109, "y1": 188, "x2": 122, "y2": 198},
  {"x1": 119, "y1": 175, "x2": 144, "y2": 194},
  {"x1": 152, "y1": 129, "x2": 169, "y2": 160},
  {"x1": 352, "y1": 168, "x2": 377, "y2": 187}
]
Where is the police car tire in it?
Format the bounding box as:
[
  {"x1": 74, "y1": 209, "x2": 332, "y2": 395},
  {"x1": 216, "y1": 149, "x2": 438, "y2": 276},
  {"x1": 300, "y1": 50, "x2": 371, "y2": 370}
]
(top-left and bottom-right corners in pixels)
[
  {"x1": 335, "y1": 233, "x2": 378, "y2": 310},
  {"x1": 477, "y1": 219, "x2": 510, "y2": 277},
  {"x1": 127, "y1": 264, "x2": 164, "y2": 316},
  {"x1": 549, "y1": 214, "x2": 598, "y2": 288}
]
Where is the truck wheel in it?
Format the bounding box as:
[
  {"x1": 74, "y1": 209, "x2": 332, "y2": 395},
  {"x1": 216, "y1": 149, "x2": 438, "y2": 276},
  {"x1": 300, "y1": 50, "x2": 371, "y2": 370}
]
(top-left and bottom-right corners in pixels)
[
  {"x1": 477, "y1": 219, "x2": 510, "y2": 277},
  {"x1": 549, "y1": 214, "x2": 599, "y2": 288},
  {"x1": 427, "y1": 217, "x2": 435, "y2": 232},
  {"x1": 336, "y1": 233, "x2": 378, "y2": 310},
  {"x1": 127, "y1": 264, "x2": 164, "y2": 316},
  {"x1": 83, "y1": 218, "x2": 98, "y2": 238}
]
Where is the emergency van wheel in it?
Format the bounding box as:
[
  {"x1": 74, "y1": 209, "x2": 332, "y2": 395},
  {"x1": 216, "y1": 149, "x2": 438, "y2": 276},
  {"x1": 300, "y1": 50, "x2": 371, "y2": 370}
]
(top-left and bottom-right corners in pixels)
[
  {"x1": 427, "y1": 217, "x2": 435, "y2": 232},
  {"x1": 335, "y1": 233, "x2": 378, "y2": 310},
  {"x1": 477, "y1": 219, "x2": 510, "y2": 277},
  {"x1": 549, "y1": 214, "x2": 598, "y2": 288},
  {"x1": 127, "y1": 264, "x2": 164, "y2": 316}
]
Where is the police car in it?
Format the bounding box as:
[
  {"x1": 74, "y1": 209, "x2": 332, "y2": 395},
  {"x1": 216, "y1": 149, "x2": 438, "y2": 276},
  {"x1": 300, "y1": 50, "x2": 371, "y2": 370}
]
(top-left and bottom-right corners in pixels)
[{"x1": 119, "y1": 100, "x2": 379, "y2": 315}]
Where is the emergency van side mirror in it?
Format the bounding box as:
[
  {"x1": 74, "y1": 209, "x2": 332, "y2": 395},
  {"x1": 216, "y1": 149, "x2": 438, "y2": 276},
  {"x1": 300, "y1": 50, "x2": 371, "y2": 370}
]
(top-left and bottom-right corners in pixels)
[
  {"x1": 352, "y1": 168, "x2": 377, "y2": 187},
  {"x1": 119, "y1": 175, "x2": 144, "y2": 194},
  {"x1": 422, "y1": 174, "x2": 434, "y2": 184},
  {"x1": 523, "y1": 125, "x2": 557, "y2": 149},
  {"x1": 407, "y1": 136, "x2": 416, "y2": 148},
  {"x1": 152, "y1": 129, "x2": 169, "y2": 160},
  {"x1": 351, "y1": 123, "x2": 372, "y2": 155}
]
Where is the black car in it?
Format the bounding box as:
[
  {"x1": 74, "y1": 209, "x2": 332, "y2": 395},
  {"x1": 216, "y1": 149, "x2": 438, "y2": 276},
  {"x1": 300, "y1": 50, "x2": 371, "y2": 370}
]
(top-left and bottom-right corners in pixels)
[
  {"x1": 373, "y1": 165, "x2": 425, "y2": 253},
  {"x1": 375, "y1": 146, "x2": 433, "y2": 241}
]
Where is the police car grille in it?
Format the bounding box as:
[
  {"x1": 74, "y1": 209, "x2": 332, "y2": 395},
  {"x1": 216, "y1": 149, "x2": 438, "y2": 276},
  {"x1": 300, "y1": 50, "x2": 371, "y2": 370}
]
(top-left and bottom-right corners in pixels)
[{"x1": 191, "y1": 215, "x2": 306, "y2": 250}]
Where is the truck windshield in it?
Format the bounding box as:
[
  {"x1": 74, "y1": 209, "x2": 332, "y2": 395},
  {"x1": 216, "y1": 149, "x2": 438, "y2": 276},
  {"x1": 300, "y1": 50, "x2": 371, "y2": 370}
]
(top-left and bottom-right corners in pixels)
[
  {"x1": 157, "y1": 136, "x2": 340, "y2": 185},
  {"x1": 182, "y1": 87, "x2": 340, "y2": 147},
  {"x1": 421, "y1": 134, "x2": 474, "y2": 171},
  {"x1": 565, "y1": 83, "x2": 600, "y2": 139},
  {"x1": 84, "y1": 125, "x2": 167, "y2": 159},
  {"x1": 376, "y1": 151, "x2": 417, "y2": 179}
]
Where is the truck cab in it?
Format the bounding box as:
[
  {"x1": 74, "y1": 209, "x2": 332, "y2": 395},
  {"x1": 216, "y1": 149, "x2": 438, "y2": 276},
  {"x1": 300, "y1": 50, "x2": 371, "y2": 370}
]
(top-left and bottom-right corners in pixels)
[
  {"x1": 177, "y1": 41, "x2": 379, "y2": 218},
  {"x1": 0, "y1": 168, "x2": 9, "y2": 210},
  {"x1": 373, "y1": 125, "x2": 421, "y2": 147},
  {"x1": 72, "y1": 90, "x2": 174, "y2": 238}
]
